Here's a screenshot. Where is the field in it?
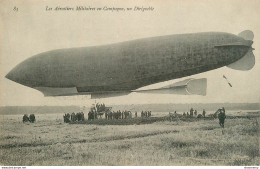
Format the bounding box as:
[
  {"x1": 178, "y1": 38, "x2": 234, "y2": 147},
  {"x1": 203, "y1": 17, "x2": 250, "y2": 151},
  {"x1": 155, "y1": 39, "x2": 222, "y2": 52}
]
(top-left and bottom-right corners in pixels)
[{"x1": 0, "y1": 111, "x2": 259, "y2": 166}]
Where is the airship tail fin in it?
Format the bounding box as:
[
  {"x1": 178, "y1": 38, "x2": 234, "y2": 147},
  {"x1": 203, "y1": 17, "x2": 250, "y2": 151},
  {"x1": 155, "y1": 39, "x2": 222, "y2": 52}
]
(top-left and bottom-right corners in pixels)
[
  {"x1": 227, "y1": 51, "x2": 255, "y2": 70},
  {"x1": 226, "y1": 30, "x2": 255, "y2": 70},
  {"x1": 238, "y1": 30, "x2": 254, "y2": 41},
  {"x1": 133, "y1": 78, "x2": 207, "y2": 96}
]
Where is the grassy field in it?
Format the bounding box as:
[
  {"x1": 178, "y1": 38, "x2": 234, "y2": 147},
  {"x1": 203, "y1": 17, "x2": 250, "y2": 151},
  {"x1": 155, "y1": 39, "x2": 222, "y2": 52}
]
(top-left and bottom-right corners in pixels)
[{"x1": 0, "y1": 111, "x2": 259, "y2": 166}]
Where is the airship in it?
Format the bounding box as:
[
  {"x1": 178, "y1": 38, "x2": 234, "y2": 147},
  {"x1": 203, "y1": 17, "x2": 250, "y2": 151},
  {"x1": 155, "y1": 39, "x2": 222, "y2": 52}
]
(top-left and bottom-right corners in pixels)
[{"x1": 6, "y1": 30, "x2": 255, "y2": 98}]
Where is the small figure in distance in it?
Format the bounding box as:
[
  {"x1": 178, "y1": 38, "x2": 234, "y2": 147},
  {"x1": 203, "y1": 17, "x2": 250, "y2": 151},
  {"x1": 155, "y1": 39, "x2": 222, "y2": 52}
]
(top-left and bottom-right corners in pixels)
[
  {"x1": 63, "y1": 113, "x2": 71, "y2": 123},
  {"x1": 190, "y1": 108, "x2": 194, "y2": 117},
  {"x1": 194, "y1": 110, "x2": 197, "y2": 116},
  {"x1": 202, "y1": 109, "x2": 206, "y2": 118},
  {"x1": 23, "y1": 114, "x2": 30, "y2": 123},
  {"x1": 174, "y1": 111, "x2": 178, "y2": 118},
  {"x1": 29, "y1": 114, "x2": 35, "y2": 123}
]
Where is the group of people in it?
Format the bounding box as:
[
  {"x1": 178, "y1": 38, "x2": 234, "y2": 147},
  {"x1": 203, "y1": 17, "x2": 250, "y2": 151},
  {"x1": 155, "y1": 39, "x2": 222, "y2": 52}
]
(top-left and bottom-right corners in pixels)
[
  {"x1": 141, "y1": 111, "x2": 152, "y2": 118},
  {"x1": 61, "y1": 106, "x2": 226, "y2": 130},
  {"x1": 182, "y1": 108, "x2": 206, "y2": 118},
  {"x1": 23, "y1": 114, "x2": 36, "y2": 123},
  {"x1": 169, "y1": 108, "x2": 207, "y2": 120},
  {"x1": 88, "y1": 110, "x2": 152, "y2": 120},
  {"x1": 168, "y1": 107, "x2": 227, "y2": 128},
  {"x1": 63, "y1": 112, "x2": 85, "y2": 123},
  {"x1": 104, "y1": 110, "x2": 132, "y2": 120}
]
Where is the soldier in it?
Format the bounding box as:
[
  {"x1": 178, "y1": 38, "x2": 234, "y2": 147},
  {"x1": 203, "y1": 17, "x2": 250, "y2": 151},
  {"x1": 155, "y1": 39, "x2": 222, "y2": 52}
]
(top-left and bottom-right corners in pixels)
[
  {"x1": 71, "y1": 112, "x2": 76, "y2": 122},
  {"x1": 190, "y1": 108, "x2": 194, "y2": 117},
  {"x1": 76, "y1": 112, "x2": 80, "y2": 121},
  {"x1": 174, "y1": 111, "x2": 178, "y2": 118},
  {"x1": 135, "y1": 111, "x2": 137, "y2": 118},
  {"x1": 23, "y1": 114, "x2": 29, "y2": 123},
  {"x1": 118, "y1": 111, "x2": 121, "y2": 119},
  {"x1": 81, "y1": 112, "x2": 85, "y2": 121},
  {"x1": 194, "y1": 110, "x2": 197, "y2": 116},
  {"x1": 124, "y1": 111, "x2": 128, "y2": 119},
  {"x1": 63, "y1": 113, "x2": 70, "y2": 123},
  {"x1": 77, "y1": 112, "x2": 84, "y2": 121},
  {"x1": 88, "y1": 111, "x2": 91, "y2": 120},
  {"x1": 148, "y1": 111, "x2": 151, "y2": 117},
  {"x1": 202, "y1": 109, "x2": 206, "y2": 118},
  {"x1": 91, "y1": 111, "x2": 95, "y2": 120},
  {"x1": 94, "y1": 111, "x2": 98, "y2": 119},
  {"x1": 218, "y1": 108, "x2": 226, "y2": 128},
  {"x1": 121, "y1": 110, "x2": 124, "y2": 119},
  {"x1": 29, "y1": 114, "x2": 36, "y2": 123},
  {"x1": 112, "y1": 111, "x2": 116, "y2": 119}
]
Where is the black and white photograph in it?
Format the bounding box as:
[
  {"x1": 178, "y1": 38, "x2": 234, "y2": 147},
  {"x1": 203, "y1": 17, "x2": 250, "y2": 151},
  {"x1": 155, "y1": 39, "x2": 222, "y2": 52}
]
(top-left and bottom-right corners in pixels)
[{"x1": 0, "y1": 0, "x2": 259, "y2": 167}]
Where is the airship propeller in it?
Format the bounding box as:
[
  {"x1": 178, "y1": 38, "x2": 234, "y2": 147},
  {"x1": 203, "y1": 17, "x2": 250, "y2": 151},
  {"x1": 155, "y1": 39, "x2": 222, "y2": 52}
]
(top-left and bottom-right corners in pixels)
[{"x1": 223, "y1": 75, "x2": 232, "y2": 87}]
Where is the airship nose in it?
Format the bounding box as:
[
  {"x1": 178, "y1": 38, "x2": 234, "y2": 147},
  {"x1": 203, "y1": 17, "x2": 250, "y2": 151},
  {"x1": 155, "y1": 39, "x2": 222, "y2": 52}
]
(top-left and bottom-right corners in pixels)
[
  {"x1": 5, "y1": 70, "x2": 16, "y2": 82},
  {"x1": 5, "y1": 64, "x2": 30, "y2": 87},
  {"x1": 5, "y1": 57, "x2": 40, "y2": 87}
]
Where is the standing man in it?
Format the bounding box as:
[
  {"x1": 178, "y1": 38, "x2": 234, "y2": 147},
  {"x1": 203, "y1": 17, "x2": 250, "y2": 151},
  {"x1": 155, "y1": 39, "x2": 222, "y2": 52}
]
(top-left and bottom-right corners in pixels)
[
  {"x1": 202, "y1": 109, "x2": 206, "y2": 118},
  {"x1": 190, "y1": 108, "x2": 194, "y2": 117},
  {"x1": 218, "y1": 108, "x2": 226, "y2": 134}
]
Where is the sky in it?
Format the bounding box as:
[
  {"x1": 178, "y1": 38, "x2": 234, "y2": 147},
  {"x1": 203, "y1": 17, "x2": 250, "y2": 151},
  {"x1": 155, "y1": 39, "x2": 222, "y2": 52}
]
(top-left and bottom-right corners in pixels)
[{"x1": 0, "y1": 0, "x2": 260, "y2": 107}]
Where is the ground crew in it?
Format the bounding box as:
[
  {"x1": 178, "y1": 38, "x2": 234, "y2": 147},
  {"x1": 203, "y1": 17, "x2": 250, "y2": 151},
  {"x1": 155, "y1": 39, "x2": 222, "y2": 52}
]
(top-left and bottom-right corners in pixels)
[{"x1": 218, "y1": 108, "x2": 226, "y2": 128}]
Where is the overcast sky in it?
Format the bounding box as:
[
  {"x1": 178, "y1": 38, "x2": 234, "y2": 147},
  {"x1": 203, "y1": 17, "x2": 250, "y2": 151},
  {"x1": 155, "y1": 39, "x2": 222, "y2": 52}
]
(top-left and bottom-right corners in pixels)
[{"x1": 0, "y1": 0, "x2": 260, "y2": 107}]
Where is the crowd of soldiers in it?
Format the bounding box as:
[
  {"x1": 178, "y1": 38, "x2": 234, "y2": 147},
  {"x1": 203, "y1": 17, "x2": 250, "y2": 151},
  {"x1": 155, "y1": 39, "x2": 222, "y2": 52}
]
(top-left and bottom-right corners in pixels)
[
  {"x1": 181, "y1": 108, "x2": 207, "y2": 118},
  {"x1": 104, "y1": 110, "x2": 132, "y2": 120},
  {"x1": 88, "y1": 110, "x2": 152, "y2": 120},
  {"x1": 169, "y1": 108, "x2": 207, "y2": 120},
  {"x1": 169, "y1": 107, "x2": 227, "y2": 128},
  {"x1": 23, "y1": 114, "x2": 35, "y2": 123},
  {"x1": 63, "y1": 112, "x2": 85, "y2": 123}
]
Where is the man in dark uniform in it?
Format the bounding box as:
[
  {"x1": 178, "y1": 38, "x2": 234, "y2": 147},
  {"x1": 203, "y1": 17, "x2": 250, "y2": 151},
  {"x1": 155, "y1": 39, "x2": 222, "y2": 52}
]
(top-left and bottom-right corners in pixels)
[
  {"x1": 88, "y1": 111, "x2": 91, "y2": 120},
  {"x1": 202, "y1": 109, "x2": 206, "y2": 118},
  {"x1": 94, "y1": 111, "x2": 98, "y2": 119},
  {"x1": 121, "y1": 110, "x2": 124, "y2": 119},
  {"x1": 23, "y1": 114, "x2": 29, "y2": 123},
  {"x1": 29, "y1": 114, "x2": 36, "y2": 123},
  {"x1": 218, "y1": 108, "x2": 226, "y2": 128},
  {"x1": 190, "y1": 108, "x2": 194, "y2": 117}
]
